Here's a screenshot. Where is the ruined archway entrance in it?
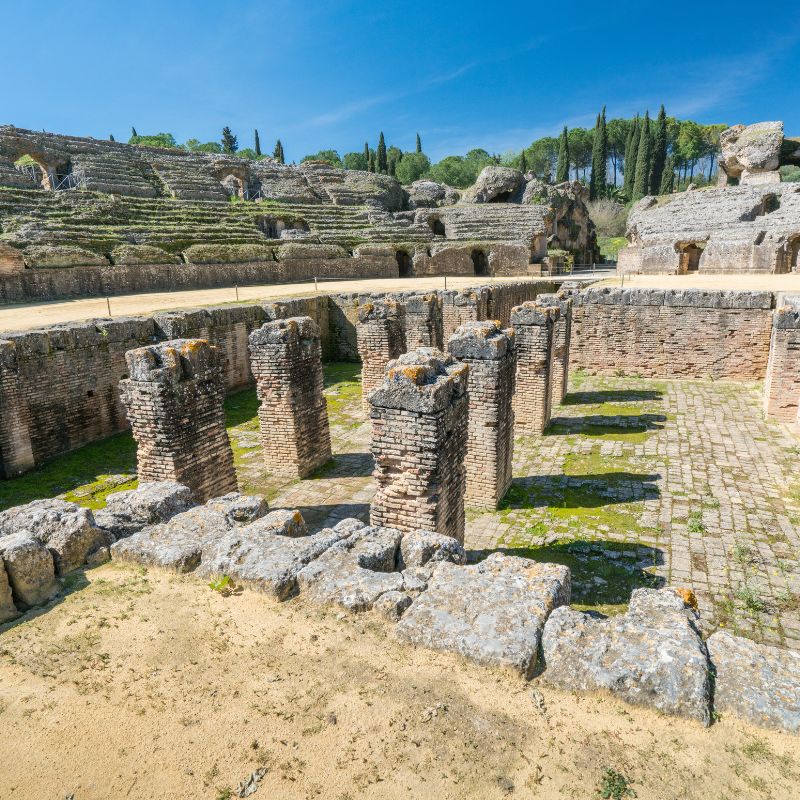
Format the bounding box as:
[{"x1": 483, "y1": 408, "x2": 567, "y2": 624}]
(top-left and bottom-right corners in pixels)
[
  {"x1": 471, "y1": 249, "x2": 489, "y2": 277},
  {"x1": 429, "y1": 217, "x2": 445, "y2": 237},
  {"x1": 789, "y1": 236, "x2": 800, "y2": 273},
  {"x1": 488, "y1": 191, "x2": 512, "y2": 203},
  {"x1": 678, "y1": 243, "x2": 704, "y2": 274},
  {"x1": 220, "y1": 174, "x2": 245, "y2": 198},
  {"x1": 396, "y1": 250, "x2": 413, "y2": 278}
]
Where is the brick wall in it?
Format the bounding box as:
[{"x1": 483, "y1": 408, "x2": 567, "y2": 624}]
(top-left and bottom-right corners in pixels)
[
  {"x1": 571, "y1": 288, "x2": 775, "y2": 379},
  {"x1": 763, "y1": 296, "x2": 800, "y2": 422}
]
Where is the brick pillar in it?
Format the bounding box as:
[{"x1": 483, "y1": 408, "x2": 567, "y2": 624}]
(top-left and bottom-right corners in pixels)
[
  {"x1": 0, "y1": 340, "x2": 35, "y2": 478},
  {"x1": 248, "y1": 317, "x2": 332, "y2": 478},
  {"x1": 356, "y1": 299, "x2": 406, "y2": 410},
  {"x1": 369, "y1": 349, "x2": 469, "y2": 542},
  {"x1": 764, "y1": 299, "x2": 800, "y2": 421},
  {"x1": 120, "y1": 339, "x2": 237, "y2": 502},
  {"x1": 404, "y1": 293, "x2": 444, "y2": 350},
  {"x1": 448, "y1": 321, "x2": 516, "y2": 509},
  {"x1": 535, "y1": 292, "x2": 573, "y2": 405},
  {"x1": 439, "y1": 287, "x2": 490, "y2": 340},
  {"x1": 511, "y1": 302, "x2": 559, "y2": 434}
]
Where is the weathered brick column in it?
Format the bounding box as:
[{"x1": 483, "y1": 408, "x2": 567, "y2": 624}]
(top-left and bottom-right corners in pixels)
[
  {"x1": 511, "y1": 302, "x2": 559, "y2": 434},
  {"x1": 404, "y1": 293, "x2": 444, "y2": 350},
  {"x1": 764, "y1": 297, "x2": 800, "y2": 422},
  {"x1": 448, "y1": 321, "x2": 516, "y2": 509},
  {"x1": 356, "y1": 299, "x2": 406, "y2": 410},
  {"x1": 440, "y1": 287, "x2": 490, "y2": 340},
  {"x1": 0, "y1": 340, "x2": 35, "y2": 478},
  {"x1": 120, "y1": 339, "x2": 237, "y2": 502},
  {"x1": 369, "y1": 349, "x2": 469, "y2": 542},
  {"x1": 535, "y1": 292, "x2": 573, "y2": 405},
  {"x1": 248, "y1": 317, "x2": 332, "y2": 478}
]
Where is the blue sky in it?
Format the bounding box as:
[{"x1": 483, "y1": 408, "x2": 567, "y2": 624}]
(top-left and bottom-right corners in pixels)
[{"x1": 3, "y1": 0, "x2": 798, "y2": 162}]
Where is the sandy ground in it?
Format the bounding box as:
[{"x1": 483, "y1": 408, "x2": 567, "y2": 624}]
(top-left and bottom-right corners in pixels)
[
  {"x1": 0, "y1": 276, "x2": 579, "y2": 334},
  {"x1": 596, "y1": 273, "x2": 800, "y2": 292},
  {"x1": 1, "y1": 564, "x2": 798, "y2": 800}
]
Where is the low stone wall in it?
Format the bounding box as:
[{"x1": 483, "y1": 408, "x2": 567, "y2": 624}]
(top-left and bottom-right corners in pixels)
[
  {"x1": 763, "y1": 296, "x2": 800, "y2": 422},
  {"x1": 571, "y1": 288, "x2": 775, "y2": 380}
]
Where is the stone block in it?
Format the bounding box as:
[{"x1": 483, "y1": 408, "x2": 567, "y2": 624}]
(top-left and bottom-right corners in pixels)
[{"x1": 0, "y1": 533, "x2": 59, "y2": 608}]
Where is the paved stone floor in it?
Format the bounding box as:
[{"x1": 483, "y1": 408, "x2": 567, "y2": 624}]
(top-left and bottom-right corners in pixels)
[{"x1": 228, "y1": 366, "x2": 800, "y2": 648}]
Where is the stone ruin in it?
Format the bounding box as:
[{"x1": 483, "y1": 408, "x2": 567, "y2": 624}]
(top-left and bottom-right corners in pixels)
[
  {"x1": 0, "y1": 126, "x2": 598, "y2": 303},
  {"x1": 617, "y1": 121, "x2": 800, "y2": 275},
  {"x1": 356, "y1": 299, "x2": 407, "y2": 409},
  {"x1": 119, "y1": 339, "x2": 237, "y2": 502},
  {"x1": 248, "y1": 316, "x2": 332, "y2": 478},
  {"x1": 764, "y1": 295, "x2": 800, "y2": 424},
  {"x1": 369, "y1": 350, "x2": 469, "y2": 542}
]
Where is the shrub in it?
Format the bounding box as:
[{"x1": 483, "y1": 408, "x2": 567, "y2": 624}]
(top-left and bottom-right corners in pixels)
[{"x1": 588, "y1": 199, "x2": 628, "y2": 238}]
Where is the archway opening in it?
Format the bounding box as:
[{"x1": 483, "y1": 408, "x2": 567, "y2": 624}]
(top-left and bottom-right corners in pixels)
[
  {"x1": 396, "y1": 250, "x2": 413, "y2": 278},
  {"x1": 488, "y1": 191, "x2": 512, "y2": 203},
  {"x1": 220, "y1": 174, "x2": 245, "y2": 198},
  {"x1": 471, "y1": 249, "x2": 489, "y2": 277},
  {"x1": 678, "y1": 243, "x2": 704, "y2": 273},
  {"x1": 429, "y1": 218, "x2": 445, "y2": 237},
  {"x1": 789, "y1": 236, "x2": 800, "y2": 273},
  {"x1": 14, "y1": 154, "x2": 52, "y2": 189}
]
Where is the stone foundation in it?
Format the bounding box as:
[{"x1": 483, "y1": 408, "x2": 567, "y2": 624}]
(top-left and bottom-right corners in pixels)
[
  {"x1": 248, "y1": 317, "x2": 332, "y2": 478},
  {"x1": 763, "y1": 296, "x2": 800, "y2": 422},
  {"x1": 119, "y1": 339, "x2": 237, "y2": 502},
  {"x1": 369, "y1": 350, "x2": 469, "y2": 542},
  {"x1": 356, "y1": 300, "x2": 406, "y2": 409},
  {"x1": 511, "y1": 302, "x2": 558, "y2": 434},
  {"x1": 447, "y1": 321, "x2": 516, "y2": 509}
]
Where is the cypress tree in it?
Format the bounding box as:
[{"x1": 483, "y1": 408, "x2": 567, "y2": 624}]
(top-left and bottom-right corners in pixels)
[
  {"x1": 377, "y1": 132, "x2": 388, "y2": 174},
  {"x1": 555, "y1": 126, "x2": 570, "y2": 183},
  {"x1": 368, "y1": 151, "x2": 375, "y2": 172},
  {"x1": 659, "y1": 154, "x2": 675, "y2": 195},
  {"x1": 623, "y1": 115, "x2": 640, "y2": 200},
  {"x1": 632, "y1": 111, "x2": 652, "y2": 200},
  {"x1": 416, "y1": 132, "x2": 422, "y2": 153},
  {"x1": 273, "y1": 140, "x2": 284, "y2": 164},
  {"x1": 109, "y1": 134, "x2": 115, "y2": 142},
  {"x1": 388, "y1": 155, "x2": 396, "y2": 176},
  {"x1": 221, "y1": 126, "x2": 238, "y2": 154},
  {"x1": 650, "y1": 105, "x2": 667, "y2": 194},
  {"x1": 520, "y1": 149, "x2": 528, "y2": 174},
  {"x1": 589, "y1": 106, "x2": 608, "y2": 200},
  {"x1": 254, "y1": 129, "x2": 261, "y2": 157},
  {"x1": 363, "y1": 141, "x2": 370, "y2": 166},
  {"x1": 131, "y1": 127, "x2": 138, "y2": 138}
]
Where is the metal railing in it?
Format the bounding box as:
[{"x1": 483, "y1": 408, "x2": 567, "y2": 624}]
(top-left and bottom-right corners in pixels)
[{"x1": 53, "y1": 173, "x2": 85, "y2": 191}]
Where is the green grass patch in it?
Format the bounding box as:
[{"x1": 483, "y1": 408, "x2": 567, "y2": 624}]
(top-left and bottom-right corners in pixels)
[{"x1": 597, "y1": 236, "x2": 628, "y2": 261}]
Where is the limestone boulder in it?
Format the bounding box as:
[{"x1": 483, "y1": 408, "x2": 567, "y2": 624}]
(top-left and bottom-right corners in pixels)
[
  {"x1": 0, "y1": 499, "x2": 107, "y2": 575},
  {"x1": 399, "y1": 530, "x2": 466, "y2": 569},
  {"x1": 708, "y1": 630, "x2": 800, "y2": 734},
  {"x1": 296, "y1": 525, "x2": 405, "y2": 611},
  {"x1": 720, "y1": 122, "x2": 784, "y2": 175},
  {"x1": 541, "y1": 588, "x2": 711, "y2": 725},
  {"x1": 204, "y1": 492, "x2": 269, "y2": 526},
  {"x1": 0, "y1": 562, "x2": 20, "y2": 623},
  {"x1": 94, "y1": 481, "x2": 195, "y2": 540},
  {"x1": 0, "y1": 533, "x2": 59, "y2": 608},
  {"x1": 406, "y1": 180, "x2": 459, "y2": 209},
  {"x1": 395, "y1": 554, "x2": 571, "y2": 676},
  {"x1": 463, "y1": 167, "x2": 525, "y2": 204}
]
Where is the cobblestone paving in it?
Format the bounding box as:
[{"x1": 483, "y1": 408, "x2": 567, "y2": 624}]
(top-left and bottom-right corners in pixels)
[{"x1": 227, "y1": 366, "x2": 800, "y2": 648}]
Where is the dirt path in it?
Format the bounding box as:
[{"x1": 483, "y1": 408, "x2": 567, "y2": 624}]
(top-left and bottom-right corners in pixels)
[
  {"x1": 0, "y1": 276, "x2": 543, "y2": 333},
  {"x1": 597, "y1": 273, "x2": 800, "y2": 292},
  {"x1": 1, "y1": 564, "x2": 798, "y2": 800}
]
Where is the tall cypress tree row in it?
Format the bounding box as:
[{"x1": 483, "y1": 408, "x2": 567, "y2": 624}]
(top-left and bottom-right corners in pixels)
[
  {"x1": 632, "y1": 111, "x2": 652, "y2": 200},
  {"x1": 589, "y1": 106, "x2": 608, "y2": 200},
  {"x1": 556, "y1": 126, "x2": 570, "y2": 183},
  {"x1": 659, "y1": 154, "x2": 675, "y2": 195},
  {"x1": 623, "y1": 115, "x2": 640, "y2": 200},
  {"x1": 650, "y1": 105, "x2": 668, "y2": 194},
  {"x1": 377, "y1": 132, "x2": 388, "y2": 174},
  {"x1": 416, "y1": 132, "x2": 422, "y2": 153},
  {"x1": 254, "y1": 129, "x2": 261, "y2": 157}
]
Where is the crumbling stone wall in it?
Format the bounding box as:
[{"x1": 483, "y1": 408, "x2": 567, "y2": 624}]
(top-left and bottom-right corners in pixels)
[
  {"x1": 448, "y1": 322, "x2": 516, "y2": 509},
  {"x1": 249, "y1": 317, "x2": 332, "y2": 477},
  {"x1": 763, "y1": 296, "x2": 800, "y2": 421},
  {"x1": 571, "y1": 288, "x2": 775, "y2": 379},
  {"x1": 356, "y1": 300, "x2": 406, "y2": 409},
  {"x1": 403, "y1": 293, "x2": 443, "y2": 349},
  {"x1": 369, "y1": 350, "x2": 469, "y2": 542},
  {"x1": 511, "y1": 302, "x2": 558, "y2": 434},
  {"x1": 120, "y1": 339, "x2": 237, "y2": 502},
  {"x1": 440, "y1": 288, "x2": 491, "y2": 340},
  {"x1": 534, "y1": 291, "x2": 573, "y2": 404}
]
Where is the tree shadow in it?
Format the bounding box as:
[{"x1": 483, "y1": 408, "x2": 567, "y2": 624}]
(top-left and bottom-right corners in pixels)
[
  {"x1": 309, "y1": 452, "x2": 373, "y2": 479},
  {"x1": 546, "y1": 413, "x2": 667, "y2": 437},
  {"x1": 472, "y1": 539, "x2": 666, "y2": 612},
  {"x1": 561, "y1": 389, "x2": 663, "y2": 406},
  {"x1": 272, "y1": 501, "x2": 371, "y2": 533},
  {"x1": 501, "y1": 472, "x2": 661, "y2": 510}
]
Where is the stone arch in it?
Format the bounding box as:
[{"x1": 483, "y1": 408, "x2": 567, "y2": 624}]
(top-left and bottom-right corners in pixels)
[
  {"x1": 676, "y1": 242, "x2": 705, "y2": 274},
  {"x1": 396, "y1": 248, "x2": 413, "y2": 278},
  {"x1": 220, "y1": 173, "x2": 245, "y2": 198},
  {"x1": 256, "y1": 215, "x2": 310, "y2": 239},
  {"x1": 471, "y1": 248, "x2": 490, "y2": 277},
  {"x1": 428, "y1": 215, "x2": 445, "y2": 237}
]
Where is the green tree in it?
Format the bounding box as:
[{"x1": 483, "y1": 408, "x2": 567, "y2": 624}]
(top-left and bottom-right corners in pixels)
[
  {"x1": 343, "y1": 151, "x2": 369, "y2": 171},
  {"x1": 650, "y1": 105, "x2": 668, "y2": 194},
  {"x1": 254, "y1": 129, "x2": 261, "y2": 157},
  {"x1": 622, "y1": 115, "x2": 640, "y2": 200},
  {"x1": 416, "y1": 132, "x2": 422, "y2": 153},
  {"x1": 387, "y1": 145, "x2": 403, "y2": 167},
  {"x1": 221, "y1": 127, "x2": 238, "y2": 154},
  {"x1": 676, "y1": 120, "x2": 705, "y2": 185},
  {"x1": 301, "y1": 149, "x2": 342, "y2": 167},
  {"x1": 395, "y1": 152, "x2": 430, "y2": 184},
  {"x1": 659, "y1": 154, "x2": 675, "y2": 195},
  {"x1": 368, "y1": 150, "x2": 375, "y2": 172},
  {"x1": 606, "y1": 117, "x2": 631, "y2": 187},
  {"x1": 590, "y1": 107, "x2": 608, "y2": 199},
  {"x1": 273, "y1": 139, "x2": 285, "y2": 164},
  {"x1": 363, "y1": 141, "x2": 370, "y2": 165},
  {"x1": 377, "y1": 132, "x2": 388, "y2": 174},
  {"x1": 109, "y1": 134, "x2": 115, "y2": 142},
  {"x1": 129, "y1": 132, "x2": 178, "y2": 149},
  {"x1": 131, "y1": 126, "x2": 138, "y2": 138},
  {"x1": 519, "y1": 149, "x2": 528, "y2": 174},
  {"x1": 426, "y1": 156, "x2": 476, "y2": 188},
  {"x1": 523, "y1": 136, "x2": 558, "y2": 180},
  {"x1": 237, "y1": 148, "x2": 258, "y2": 160},
  {"x1": 701, "y1": 124, "x2": 727, "y2": 181},
  {"x1": 632, "y1": 111, "x2": 652, "y2": 200},
  {"x1": 556, "y1": 126, "x2": 570, "y2": 183},
  {"x1": 184, "y1": 139, "x2": 223, "y2": 153},
  {"x1": 568, "y1": 127, "x2": 593, "y2": 181}
]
